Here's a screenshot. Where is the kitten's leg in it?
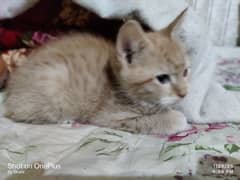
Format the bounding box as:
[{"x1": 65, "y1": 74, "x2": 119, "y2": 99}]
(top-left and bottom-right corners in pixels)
[
  {"x1": 104, "y1": 109, "x2": 189, "y2": 135},
  {"x1": 146, "y1": 109, "x2": 190, "y2": 135},
  {"x1": 4, "y1": 93, "x2": 60, "y2": 124}
]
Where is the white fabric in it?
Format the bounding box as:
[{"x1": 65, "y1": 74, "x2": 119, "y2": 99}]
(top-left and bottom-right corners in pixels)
[
  {"x1": 73, "y1": 0, "x2": 188, "y2": 30},
  {"x1": 0, "y1": 0, "x2": 38, "y2": 20},
  {"x1": 173, "y1": 9, "x2": 240, "y2": 123},
  {"x1": 201, "y1": 48, "x2": 240, "y2": 122},
  {"x1": 187, "y1": 0, "x2": 239, "y2": 46}
]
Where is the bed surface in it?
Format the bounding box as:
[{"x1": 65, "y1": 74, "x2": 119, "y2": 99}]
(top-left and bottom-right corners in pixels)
[{"x1": 1, "y1": 115, "x2": 240, "y2": 179}]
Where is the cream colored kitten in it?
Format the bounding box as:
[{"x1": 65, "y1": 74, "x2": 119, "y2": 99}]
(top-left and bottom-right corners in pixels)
[{"x1": 4, "y1": 14, "x2": 190, "y2": 135}]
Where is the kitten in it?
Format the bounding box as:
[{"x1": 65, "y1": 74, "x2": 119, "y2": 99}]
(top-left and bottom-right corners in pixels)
[{"x1": 4, "y1": 13, "x2": 190, "y2": 135}]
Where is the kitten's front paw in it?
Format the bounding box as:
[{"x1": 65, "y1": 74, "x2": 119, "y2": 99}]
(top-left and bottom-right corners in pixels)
[{"x1": 161, "y1": 110, "x2": 190, "y2": 135}]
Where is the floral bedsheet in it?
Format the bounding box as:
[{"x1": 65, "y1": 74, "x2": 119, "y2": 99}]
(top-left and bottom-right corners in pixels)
[
  {"x1": 217, "y1": 57, "x2": 240, "y2": 92},
  {"x1": 0, "y1": 116, "x2": 239, "y2": 180}
]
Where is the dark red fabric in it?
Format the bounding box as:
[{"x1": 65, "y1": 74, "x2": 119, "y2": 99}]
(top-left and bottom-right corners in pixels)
[{"x1": 0, "y1": 28, "x2": 22, "y2": 49}]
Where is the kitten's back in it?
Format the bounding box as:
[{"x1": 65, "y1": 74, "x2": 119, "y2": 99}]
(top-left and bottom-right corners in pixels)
[{"x1": 5, "y1": 34, "x2": 114, "y2": 123}]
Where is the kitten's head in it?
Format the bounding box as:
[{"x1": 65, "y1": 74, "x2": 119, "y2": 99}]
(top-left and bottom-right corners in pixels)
[{"x1": 113, "y1": 11, "x2": 190, "y2": 108}]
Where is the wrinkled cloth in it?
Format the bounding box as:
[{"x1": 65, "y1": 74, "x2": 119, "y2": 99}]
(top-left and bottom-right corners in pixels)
[
  {"x1": 0, "y1": 112, "x2": 239, "y2": 179},
  {"x1": 171, "y1": 9, "x2": 240, "y2": 123},
  {"x1": 73, "y1": 0, "x2": 187, "y2": 30}
]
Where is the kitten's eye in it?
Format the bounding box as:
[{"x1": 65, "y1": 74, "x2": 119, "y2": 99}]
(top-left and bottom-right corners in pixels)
[
  {"x1": 156, "y1": 74, "x2": 170, "y2": 84},
  {"x1": 183, "y1": 68, "x2": 188, "y2": 77}
]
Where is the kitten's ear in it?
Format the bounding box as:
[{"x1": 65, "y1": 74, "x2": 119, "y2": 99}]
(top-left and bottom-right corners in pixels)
[
  {"x1": 117, "y1": 20, "x2": 148, "y2": 64},
  {"x1": 162, "y1": 8, "x2": 187, "y2": 37}
]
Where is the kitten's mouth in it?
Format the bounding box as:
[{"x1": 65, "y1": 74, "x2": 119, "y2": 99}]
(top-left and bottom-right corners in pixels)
[{"x1": 159, "y1": 97, "x2": 180, "y2": 106}]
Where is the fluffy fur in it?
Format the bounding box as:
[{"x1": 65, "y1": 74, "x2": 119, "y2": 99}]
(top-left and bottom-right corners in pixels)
[{"x1": 4, "y1": 14, "x2": 190, "y2": 135}]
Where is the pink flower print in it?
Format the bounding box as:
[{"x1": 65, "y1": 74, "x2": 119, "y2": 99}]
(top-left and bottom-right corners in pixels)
[
  {"x1": 167, "y1": 126, "x2": 198, "y2": 142},
  {"x1": 226, "y1": 136, "x2": 238, "y2": 144},
  {"x1": 227, "y1": 136, "x2": 234, "y2": 144},
  {"x1": 72, "y1": 121, "x2": 83, "y2": 128},
  {"x1": 205, "y1": 123, "x2": 228, "y2": 132}
]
